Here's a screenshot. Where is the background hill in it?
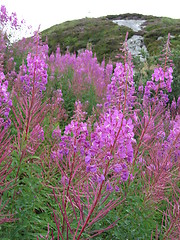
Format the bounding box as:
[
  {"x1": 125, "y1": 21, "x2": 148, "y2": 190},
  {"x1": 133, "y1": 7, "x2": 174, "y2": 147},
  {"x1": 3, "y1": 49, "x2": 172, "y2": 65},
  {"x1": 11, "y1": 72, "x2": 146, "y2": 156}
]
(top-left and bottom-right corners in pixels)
[
  {"x1": 41, "y1": 13, "x2": 180, "y2": 61},
  {"x1": 41, "y1": 13, "x2": 180, "y2": 99}
]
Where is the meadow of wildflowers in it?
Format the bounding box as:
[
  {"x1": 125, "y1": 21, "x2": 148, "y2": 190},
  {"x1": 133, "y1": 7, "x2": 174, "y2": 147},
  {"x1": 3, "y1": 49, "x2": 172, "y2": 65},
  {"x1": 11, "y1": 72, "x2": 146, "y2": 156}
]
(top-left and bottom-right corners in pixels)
[{"x1": 0, "y1": 4, "x2": 180, "y2": 240}]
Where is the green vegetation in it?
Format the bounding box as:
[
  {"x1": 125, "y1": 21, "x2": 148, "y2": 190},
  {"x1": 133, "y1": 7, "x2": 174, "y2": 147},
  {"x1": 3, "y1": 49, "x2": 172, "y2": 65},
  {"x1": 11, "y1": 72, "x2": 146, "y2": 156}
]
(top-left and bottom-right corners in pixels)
[
  {"x1": 41, "y1": 17, "x2": 134, "y2": 63},
  {"x1": 144, "y1": 17, "x2": 180, "y2": 55},
  {"x1": 41, "y1": 13, "x2": 180, "y2": 99},
  {"x1": 41, "y1": 13, "x2": 180, "y2": 60}
]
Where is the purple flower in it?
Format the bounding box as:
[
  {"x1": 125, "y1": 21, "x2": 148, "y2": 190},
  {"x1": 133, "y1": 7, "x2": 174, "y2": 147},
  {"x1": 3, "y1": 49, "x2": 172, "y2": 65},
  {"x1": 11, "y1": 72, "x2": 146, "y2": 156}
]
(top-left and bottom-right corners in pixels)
[
  {"x1": 61, "y1": 176, "x2": 69, "y2": 185},
  {"x1": 115, "y1": 185, "x2": 120, "y2": 192},
  {"x1": 121, "y1": 163, "x2": 127, "y2": 169},
  {"x1": 177, "y1": 97, "x2": 180, "y2": 108},
  {"x1": 100, "y1": 174, "x2": 105, "y2": 182},
  {"x1": 93, "y1": 174, "x2": 105, "y2": 183},
  {"x1": 19, "y1": 52, "x2": 48, "y2": 95},
  {"x1": 86, "y1": 164, "x2": 97, "y2": 173},
  {"x1": 121, "y1": 170, "x2": 129, "y2": 181},
  {"x1": 106, "y1": 182, "x2": 113, "y2": 192},
  {"x1": 8, "y1": 99, "x2": 12, "y2": 107},
  {"x1": 52, "y1": 126, "x2": 61, "y2": 139},
  {"x1": 4, "y1": 110, "x2": 9, "y2": 117},
  {"x1": 171, "y1": 100, "x2": 176, "y2": 111},
  {"x1": 85, "y1": 155, "x2": 91, "y2": 164},
  {"x1": 38, "y1": 128, "x2": 44, "y2": 141},
  {"x1": 0, "y1": 72, "x2": 12, "y2": 124},
  {"x1": 138, "y1": 85, "x2": 143, "y2": 93},
  {"x1": 105, "y1": 61, "x2": 135, "y2": 111},
  {"x1": 50, "y1": 151, "x2": 56, "y2": 160},
  {"x1": 113, "y1": 164, "x2": 122, "y2": 173}
]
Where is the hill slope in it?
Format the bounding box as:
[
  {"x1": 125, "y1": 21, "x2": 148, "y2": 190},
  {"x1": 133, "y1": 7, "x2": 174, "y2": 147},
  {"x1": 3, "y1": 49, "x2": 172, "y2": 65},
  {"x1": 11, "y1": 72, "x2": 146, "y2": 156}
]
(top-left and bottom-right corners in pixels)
[
  {"x1": 41, "y1": 13, "x2": 180, "y2": 99},
  {"x1": 41, "y1": 13, "x2": 180, "y2": 63}
]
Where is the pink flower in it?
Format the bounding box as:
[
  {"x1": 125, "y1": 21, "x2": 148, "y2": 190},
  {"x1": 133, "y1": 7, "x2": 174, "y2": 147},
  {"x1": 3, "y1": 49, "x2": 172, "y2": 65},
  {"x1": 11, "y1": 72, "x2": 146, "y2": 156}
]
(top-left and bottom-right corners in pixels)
[
  {"x1": 85, "y1": 155, "x2": 91, "y2": 164},
  {"x1": 106, "y1": 182, "x2": 113, "y2": 192},
  {"x1": 86, "y1": 164, "x2": 97, "y2": 173},
  {"x1": 52, "y1": 126, "x2": 61, "y2": 139}
]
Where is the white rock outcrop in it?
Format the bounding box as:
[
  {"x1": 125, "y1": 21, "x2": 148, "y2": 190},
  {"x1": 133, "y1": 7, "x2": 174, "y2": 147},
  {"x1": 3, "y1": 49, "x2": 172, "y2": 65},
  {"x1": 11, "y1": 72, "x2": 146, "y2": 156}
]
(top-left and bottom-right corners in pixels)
[
  {"x1": 113, "y1": 19, "x2": 148, "y2": 61},
  {"x1": 112, "y1": 19, "x2": 146, "y2": 32}
]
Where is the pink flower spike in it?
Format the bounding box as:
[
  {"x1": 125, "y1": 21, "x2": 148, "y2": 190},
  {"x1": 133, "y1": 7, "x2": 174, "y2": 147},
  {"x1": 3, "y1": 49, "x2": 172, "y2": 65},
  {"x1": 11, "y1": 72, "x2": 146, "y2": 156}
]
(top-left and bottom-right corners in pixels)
[
  {"x1": 85, "y1": 155, "x2": 91, "y2": 164},
  {"x1": 86, "y1": 164, "x2": 97, "y2": 173},
  {"x1": 106, "y1": 182, "x2": 113, "y2": 192},
  {"x1": 114, "y1": 164, "x2": 122, "y2": 173}
]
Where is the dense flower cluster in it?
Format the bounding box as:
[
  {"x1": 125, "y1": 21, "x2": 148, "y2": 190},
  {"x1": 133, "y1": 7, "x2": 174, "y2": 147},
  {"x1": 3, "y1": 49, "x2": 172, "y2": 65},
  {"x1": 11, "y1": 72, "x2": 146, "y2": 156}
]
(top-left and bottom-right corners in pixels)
[
  {"x1": 143, "y1": 67, "x2": 173, "y2": 107},
  {"x1": 50, "y1": 94, "x2": 135, "y2": 191},
  {"x1": 144, "y1": 112, "x2": 180, "y2": 180},
  {"x1": 18, "y1": 52, "x2": 48, "y2": 94},
  {"x1": 106, "y1": 62, "x2": 135, "y2": 110},
  {"x1": 52, "y1": 125, "x2": 61, "y2": 140},
  {"x1": 48, "y1": 46, "x2": 76, "y2": 78},
  {"x1": 51, "y1": 120, "x2": 89, "y2": 161},
  {"x1": 52, "y1": 89, "x2": 64, "y2": 105},
  {"x1": 86, "y1": 109, "x2": 134, "y2": 189},
  {"x1": 0, "y1": 72, "x2": 12, "y2": 125},
  {"x1": 0, "y1": 5, "x2": 9, "y2": 30},
  {"x1": 0, "y1": 5, "x2": 20, "y2": 30},
  {"x1": 73, "y1": 50, "x2": 113, "y2": 97},
  {"x1": 167, "y1": 116, "x2": 180, "y2": 161},
  {"x1": 0, "y1": 34, "x2": 6, "y2": 72},
  {"x1": 48, "y1": 47, "x2": 113, "y2": 100},
  {"x1": 152, "y1": 67, "x2": 173, "y2": 92}
]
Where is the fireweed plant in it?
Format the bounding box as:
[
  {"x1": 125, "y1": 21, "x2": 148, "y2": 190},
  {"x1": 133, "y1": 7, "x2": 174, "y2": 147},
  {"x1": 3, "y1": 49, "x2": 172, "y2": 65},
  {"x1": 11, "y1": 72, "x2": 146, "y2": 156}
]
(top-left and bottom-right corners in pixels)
[
  {"x1": 0, "y1": 4, "x2": 180, "y2": 239},
  {"x1": 10, "y1": 31, "x2": 55, "y2": 200},
  {"x1": 0, "y1": 71, "x2": 14, "y2": 224},
  {"x1": 47, "y1": 46, "x2": 113, "y2": 120},
  {"x1": 129, "y1": 34, "x2": 180, "y2": 239},
  {"x1": 38, "y1": 34, "x2": 180, "y2": 239}
]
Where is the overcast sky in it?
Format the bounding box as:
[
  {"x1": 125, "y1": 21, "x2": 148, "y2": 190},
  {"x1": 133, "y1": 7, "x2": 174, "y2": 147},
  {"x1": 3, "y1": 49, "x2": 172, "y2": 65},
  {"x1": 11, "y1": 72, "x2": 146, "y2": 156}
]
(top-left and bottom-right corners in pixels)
[{"x1": 1, "y1": 0, "x2": 180, "y2": 33}]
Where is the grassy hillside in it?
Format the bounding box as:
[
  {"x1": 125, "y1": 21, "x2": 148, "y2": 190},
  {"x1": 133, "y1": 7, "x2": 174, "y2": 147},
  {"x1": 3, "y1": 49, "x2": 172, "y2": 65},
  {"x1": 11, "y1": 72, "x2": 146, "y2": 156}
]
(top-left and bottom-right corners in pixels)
[
  {"x1": 41, "y1": 17, "x2": 134, "y2": 63},
  {"x1": 41, "y1": 13, "x2": 180, "y2": 63}
]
